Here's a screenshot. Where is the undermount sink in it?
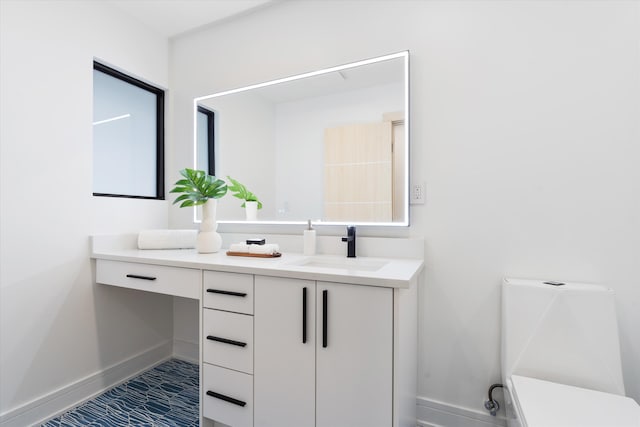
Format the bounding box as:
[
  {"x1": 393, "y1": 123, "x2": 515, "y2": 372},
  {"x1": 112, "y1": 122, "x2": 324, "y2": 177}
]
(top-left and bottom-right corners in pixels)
[{"x1": 288, "y1": 256, "x2": 388, "y2": 272}]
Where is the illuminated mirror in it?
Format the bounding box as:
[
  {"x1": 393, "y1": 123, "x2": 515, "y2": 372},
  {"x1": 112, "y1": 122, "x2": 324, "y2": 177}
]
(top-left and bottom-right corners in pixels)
[{"x1": 195, "y1": 51, "x2": 409, "y2": 226}]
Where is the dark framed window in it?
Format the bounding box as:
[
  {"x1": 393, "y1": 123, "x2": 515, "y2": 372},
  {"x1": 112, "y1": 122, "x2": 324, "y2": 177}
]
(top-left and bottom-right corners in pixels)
[
  {"x1": 196, "y1": 106, "x2": 215, "y2": 176},
  {"x1": 92, "y1": 61, "x2": 164, "y2": 199}
]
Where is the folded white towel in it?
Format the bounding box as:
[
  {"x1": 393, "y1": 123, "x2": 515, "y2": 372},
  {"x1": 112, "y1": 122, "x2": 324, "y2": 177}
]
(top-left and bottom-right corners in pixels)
[
  {"x1": 137, "y1": 229, "x2": 197, "y2": 250},
  {"x1": 249, "y1": 243, "x2": 280, "y2": 255},
  {"x1": 229, "y1": 243, "x2": 250, "y2": 253}
]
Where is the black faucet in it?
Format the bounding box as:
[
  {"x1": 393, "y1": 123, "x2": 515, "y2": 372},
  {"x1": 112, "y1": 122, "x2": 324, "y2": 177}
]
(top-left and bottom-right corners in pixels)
[{"x1": 341, "y1": 226, "x2": 356, "y2": 258}]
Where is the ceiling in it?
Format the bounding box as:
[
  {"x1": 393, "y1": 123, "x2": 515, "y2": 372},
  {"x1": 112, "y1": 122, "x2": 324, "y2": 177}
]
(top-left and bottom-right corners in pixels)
[{"x1": 107, "y1": 0, "x2": 275, "y2": 38}]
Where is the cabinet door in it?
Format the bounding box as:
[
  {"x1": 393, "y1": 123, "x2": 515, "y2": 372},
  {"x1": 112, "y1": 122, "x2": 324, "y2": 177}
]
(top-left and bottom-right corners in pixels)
[
  {"x1": 254, "y1": 276, "x2": 316, "y2": 427},
  {"x1": 316, "y1": 282, "x2": 393, "y2": 427}
]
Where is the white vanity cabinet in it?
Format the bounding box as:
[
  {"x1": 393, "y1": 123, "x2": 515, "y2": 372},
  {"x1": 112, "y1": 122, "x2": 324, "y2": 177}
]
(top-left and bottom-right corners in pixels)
[
  {"x1": 92, "y1": 238, "x2": 421, "y2": 427},
  {"x1": 254, "y1": 276, "x2": 393, "y2": 427},
  {"x1": 202, "y1": 271, "x2": 254, "y2": 427}
]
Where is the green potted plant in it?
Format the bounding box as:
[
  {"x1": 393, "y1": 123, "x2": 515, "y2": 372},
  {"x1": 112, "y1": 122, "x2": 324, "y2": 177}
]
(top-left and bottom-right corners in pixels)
[
  {"x1": 171, "y1": 168, "x2": 227, "y2": 253},
  {"x1": 226, "y1": 176, "x2": 262, "y2": 221}
]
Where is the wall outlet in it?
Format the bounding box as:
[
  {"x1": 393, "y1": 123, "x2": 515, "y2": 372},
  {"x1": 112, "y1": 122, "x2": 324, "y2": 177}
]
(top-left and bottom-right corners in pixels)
[{"x1": 411, "y1": 182, "x2": 425, "y2": 205}]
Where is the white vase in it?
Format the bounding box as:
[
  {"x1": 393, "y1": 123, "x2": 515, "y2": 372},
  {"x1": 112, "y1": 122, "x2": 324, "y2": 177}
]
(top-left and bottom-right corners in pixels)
[
  {"x1": 245, "y1": 201, "x2": 258, "y2": 221},
  {"x1": 197, "y1": 199, "x2": 222, "y2": 253}
]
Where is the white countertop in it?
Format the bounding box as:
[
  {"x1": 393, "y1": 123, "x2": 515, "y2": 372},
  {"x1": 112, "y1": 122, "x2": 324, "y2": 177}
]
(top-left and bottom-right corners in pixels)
[{"x1": 91, "y1": 247, "x2": 423, "y2": 288}]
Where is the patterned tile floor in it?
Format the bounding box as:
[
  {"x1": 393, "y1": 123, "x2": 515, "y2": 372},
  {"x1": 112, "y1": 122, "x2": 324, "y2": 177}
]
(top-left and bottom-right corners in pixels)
[{"x1": 41, "y1": 359, "x2": 199, "y2": 426}]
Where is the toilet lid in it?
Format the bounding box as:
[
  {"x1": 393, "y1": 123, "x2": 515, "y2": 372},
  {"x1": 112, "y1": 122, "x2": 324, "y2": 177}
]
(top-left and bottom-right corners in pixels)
[{"x1": 512, "y1": 375, "x2": 640, "y2": 427}]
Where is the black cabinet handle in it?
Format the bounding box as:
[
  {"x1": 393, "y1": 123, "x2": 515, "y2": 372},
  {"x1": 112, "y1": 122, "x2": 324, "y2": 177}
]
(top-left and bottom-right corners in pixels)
[
  {"x1": 206, "y1": 288, "x2": 247, "y2": 297},
  {"x1": 322, "y1": 289, "x2": 328, "y2": 348},
  {"x1": 206, "y1": 390, "x2": 246, "y2": 407},
  {"x1": 206, "y1": 335, "x2": 247, "y2": 347},
  {"x1": 126, "y1": 274, "x2": 156, "y2": 281},
  {"x1": 302, "y1": 287, "x2": 307, "y2": 344}
]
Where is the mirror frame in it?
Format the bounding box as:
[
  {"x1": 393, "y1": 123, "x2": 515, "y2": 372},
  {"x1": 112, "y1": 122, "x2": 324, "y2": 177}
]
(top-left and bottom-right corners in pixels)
[{"x1": 193, "y1": 51, "x2": 410, "y2": 227}]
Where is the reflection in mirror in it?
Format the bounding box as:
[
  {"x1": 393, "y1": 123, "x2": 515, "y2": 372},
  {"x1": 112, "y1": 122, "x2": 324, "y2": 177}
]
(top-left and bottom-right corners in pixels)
[
  {"x1": 194, "y1": 51, "x2": 409, "y2": 226},
  {"x1": 196, "y1": 106, "x2": 215, "y2": 175}
]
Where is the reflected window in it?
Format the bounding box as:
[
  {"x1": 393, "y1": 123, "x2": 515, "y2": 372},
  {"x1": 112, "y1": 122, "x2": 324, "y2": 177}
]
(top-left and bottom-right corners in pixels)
[
  {"x1": 92, "y1": 61, "x2": 164, "y2": 199},
  {"x1": 196, "y1": 106, "x2": 215, "y2": 175}
]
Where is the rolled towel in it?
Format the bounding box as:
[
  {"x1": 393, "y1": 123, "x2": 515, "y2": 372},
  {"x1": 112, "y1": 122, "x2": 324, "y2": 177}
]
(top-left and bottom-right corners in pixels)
[
  {"x1": 138, "y1": 229, "x2": 197, "y2": 250},
  {"x1": 228, "y1": 242, "x2": 250, "y2": 253},
  {"x1": 249, "y1": 243, "x2": 280, "y2": 255}
]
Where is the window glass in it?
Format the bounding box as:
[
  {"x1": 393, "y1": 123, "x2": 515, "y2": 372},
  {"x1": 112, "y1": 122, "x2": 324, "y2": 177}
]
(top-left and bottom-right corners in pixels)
[
  {"x1": 93, "y1": 62, "x2": 164, "y2": 198},
  {"x1": 196, "y1": 106, "x2": 215, "y2": 175}
]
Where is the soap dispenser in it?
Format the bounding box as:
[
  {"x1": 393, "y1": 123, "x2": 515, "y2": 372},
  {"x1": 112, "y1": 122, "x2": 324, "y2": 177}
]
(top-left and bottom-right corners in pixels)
[{"x1": 303, "y1": 220, "x2": 316, "y2": 256}]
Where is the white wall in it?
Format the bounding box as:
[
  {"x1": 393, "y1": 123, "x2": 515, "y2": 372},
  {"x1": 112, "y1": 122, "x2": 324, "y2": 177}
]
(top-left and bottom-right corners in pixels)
[
  {"x1": 170, "y1": 0, "x2": 640, "y2": 420},
  {"x1": 0, "y1": 0, "x2": 172, "y2": 420}
]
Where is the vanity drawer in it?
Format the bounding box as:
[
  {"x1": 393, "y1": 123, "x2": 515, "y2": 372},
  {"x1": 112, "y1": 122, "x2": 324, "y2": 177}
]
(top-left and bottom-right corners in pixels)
[
  {"x1": 96, "y1": 259, "x2": 200, "y2": 299},
  {"x1": 203, "y1": 271, "x2": 253, "y2": 314},
  {"x1": 203, "y1": 308, "x2": 253, "y2": 374},
  {"x1": 203, "y1": 363, "x2": 253, "y2": 427}
]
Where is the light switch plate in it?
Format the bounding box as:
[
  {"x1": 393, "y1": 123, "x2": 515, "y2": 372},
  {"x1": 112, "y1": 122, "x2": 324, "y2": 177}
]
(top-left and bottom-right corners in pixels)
[{"x1": 410, "y1": 182, "x2": 425, "y2": 205}]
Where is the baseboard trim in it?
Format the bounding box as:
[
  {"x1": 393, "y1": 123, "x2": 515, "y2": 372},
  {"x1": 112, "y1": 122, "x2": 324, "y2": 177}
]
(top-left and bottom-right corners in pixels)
[
  {"x1": 417, "y1": 396, "x2": 506, "y2": 427},
  {"x1": 0, "y1": 340, "x2": 173, "y2": 427},
  {"x1": 173, "y1": 338, "x2": 199, "y2": 364}
]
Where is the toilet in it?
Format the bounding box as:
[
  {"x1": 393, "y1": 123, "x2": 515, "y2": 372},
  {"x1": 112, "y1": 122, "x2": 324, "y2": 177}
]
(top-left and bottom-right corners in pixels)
[{"x1": 501, "y1": 277, "x2": 640, "y2": 427}]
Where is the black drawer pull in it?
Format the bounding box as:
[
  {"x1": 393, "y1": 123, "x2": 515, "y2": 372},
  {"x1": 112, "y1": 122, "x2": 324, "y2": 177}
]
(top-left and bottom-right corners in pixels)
[
  {"x1": 206, "y1": 335, "x2": 247, "y2": 347},
  {"x1": 302, "y1": 287, "x2": 307, "y2": 344},
  {"x1": 206, "y1": 288, "x2": 247, "y2": 297},
  {"x1": 206, "y1": 390, "x2": 246, "y2": 407},
  {"x1": 322, "y1": 289, "x2": 328, "y2": 348},
  {"x1": 126, "y1": 274, "x2": 156, "y2": 281}
]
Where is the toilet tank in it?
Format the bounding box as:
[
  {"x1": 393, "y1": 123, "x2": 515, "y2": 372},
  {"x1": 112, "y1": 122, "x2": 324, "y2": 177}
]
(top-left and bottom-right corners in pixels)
[{"x1": 501, "y1": 278, "x2": 625, "y2": 395}]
